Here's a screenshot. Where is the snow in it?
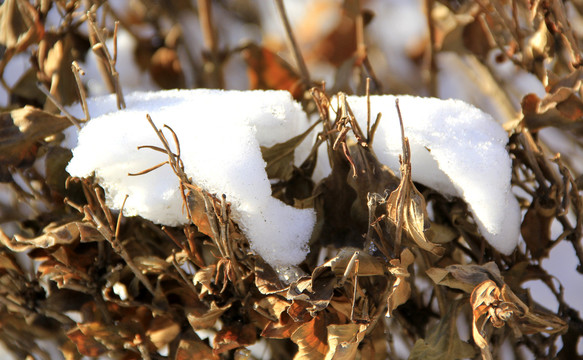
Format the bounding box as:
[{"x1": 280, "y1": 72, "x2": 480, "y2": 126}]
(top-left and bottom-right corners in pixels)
[
  {"x1": 66, "y1": 89, "x2": 316, "y2": 266},
  {"x1": 339, "y1": 95, "x2": 521, "y2": 255}
]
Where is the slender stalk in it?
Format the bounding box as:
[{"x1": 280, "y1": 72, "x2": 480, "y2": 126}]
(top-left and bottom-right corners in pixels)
[{"x1": 274, "y1": 0, "x2": 311, "y2": 86}]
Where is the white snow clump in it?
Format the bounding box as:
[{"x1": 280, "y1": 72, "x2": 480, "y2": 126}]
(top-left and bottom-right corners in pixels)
[
  {"x1": 66, "y1": 89, "x2": 316, "y2": 266},
  {"x1": 341, "y1": 95, "x2": 521, "y2": 255}
]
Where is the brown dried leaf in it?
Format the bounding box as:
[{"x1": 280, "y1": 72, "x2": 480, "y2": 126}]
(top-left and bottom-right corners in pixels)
[
  {"x1": 241, "y1": 43, "x2": 305, "y2": 100},
  {"x1": 0, "y1": 0, "x2": 44, "y2": 51},
  {"x1": 0, "y1": 106, "x2": 71, "y2": 181},
  {"x1": 386, "y1": 248, "x2": 414, "y2": 317},
  {"x1": 37, "y1": 33, "x2": 80, "y2": 109},
  {"x1": 386, "y1": 104, "x2": 444, "y2": 256},
  {"x1": 261, "y1": 311, "x2": 304, "y2": 339},
  {"x1": 2, "y1": 222, "x2": 81, "y2": 252},
  {"x1": 176, "y1": 338, "x2": 218, "y2": 360},
  {"x1": 522, "y1": 89, "x2": 583, "y2": 130},
  {"x1": 68, "y1": 322, "x2": 128, "y2": 356},
  {"x1": 67, "y1": 327, "x2": 108, "y2": 357},
  {"x1": 410, "y1": 303, "x2": 476, "y2": 360},
  {"x1": 0, "y1": 250, "x2": 23, "y2": 273},
  {"x1": 291, "y1": 313, "x2": 329, "y2": 360},
  {"x1": 186, "y1": 301, "x2": 232, "y2": 330},
  {"x1": 470, "y1": 280, "x2": 567, "y2": 360},
  {"x1": 324, "y1": 323, "x2": 367, "y2": 360},
  {"x1": 426, "y1": 262, "x2": 503, "y2": 293},
  {"x1": 261, "y1": 120, "x2": 319, "y2": 181},
  {"x1": 193, "y1": 265, "x2": 217, "y2": 297},
  {"x1": 146, "y1": 316, "x2": 180, "y2": 350},
  {"x1": 185, "y1": 186, "x2": 215, "y2": 238},
  {"x1": 213, "y1": 323, "x2": 256, "y2": 355},
  {"x1": 323, "y1": 247, "x2": 386, "y2": 277},
  {"x1": 133, "y1": 256, "x2": 170, "y2": 274},
  {"x1": 149, "y1": 46, "x2": 186, "y2": 89},
  {"x1": 254, "y1": 257, "x2": 287, "y2": 295}
]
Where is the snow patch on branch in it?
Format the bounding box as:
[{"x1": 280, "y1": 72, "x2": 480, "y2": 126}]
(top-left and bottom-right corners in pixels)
[
  {"x1": 343, "y1": 95, "x2": 521, "y2": 255},
  {"x1": 66, "y1": 89, "x2": 316, "y2": 266}
]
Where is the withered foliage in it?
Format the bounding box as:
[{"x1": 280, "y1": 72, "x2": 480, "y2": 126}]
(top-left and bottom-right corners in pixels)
[{"x1": 0, "y1": 0, "x2": 583, "y2": 359}]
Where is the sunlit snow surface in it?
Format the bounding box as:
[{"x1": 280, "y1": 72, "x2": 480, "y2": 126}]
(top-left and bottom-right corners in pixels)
[
  {"x1": 66, "y1": 89, "x2": 316, "y2": 266},
  {"x1": 67, "y1": 89, "x2": 521, "y2": 267},
  {"x1": 343, "y1": 95, "x2": 521, "y2": 255}
]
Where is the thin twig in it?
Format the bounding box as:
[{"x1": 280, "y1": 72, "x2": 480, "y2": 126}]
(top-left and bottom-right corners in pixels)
[
  {"x1": 71, "y1": 61, "x2": 90, "y2": 122},
  {"x1": 87, "y1": 12, "x2": 125, "y2": 109},
  {"x1": 274, "y1": 0, "x2": 311, "y2": 87},
  {"x1": 198, "y1": 0, "x2": 224, "y2": 88},
  {"x1": 36, "y1": 82, "x2": 82, "y2": 129}
]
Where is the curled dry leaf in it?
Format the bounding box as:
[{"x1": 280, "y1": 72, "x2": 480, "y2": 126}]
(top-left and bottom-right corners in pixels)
[
  {"x1": 521, "y1": 68, "x2": 583, "y2": 131},
  {"x1": 386, "y1": 248, "x2": 414, "y2": 317},
  {"x1": 386, "y1": 101, "x2": 444, "y2": 256},
  {"x1": 1, "y1": 221, "x2": 81, "y2": 252},
  {"x1": 470, "y1": 280, "x2": 567, "y2": 360},
  {"x1": 426, "y1": 262, "x2": 503, "y2": 293},
  {"x1": 290, "y1": 313, "x2": 329, "y2": 360},
  {"x1": 186, "y1": 301, "x2": 232, "y2": 331},
  {"x1": 261, "y1": 120, "x2": 320, "y2": 181},
  {"x1": 325, "y1": 323, "x2": 367, "y2": 360}
]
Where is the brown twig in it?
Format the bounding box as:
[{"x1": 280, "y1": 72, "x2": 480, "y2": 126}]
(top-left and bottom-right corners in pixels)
[
  {"x1": 274, "y1": 0, "x2": 311, "y2": 87},
  {"x1": 36, "y1": 82, "x2": 82, "y2": 129},
  {"x1": 87, "y1": 12, "x2": 125, "y2": 109},
  {"x1": 71, "y1": 61, "x2": 90, "y2": 122},
  {"x1": 198, "y1": 0, "x2": 224, "y2": 88}
]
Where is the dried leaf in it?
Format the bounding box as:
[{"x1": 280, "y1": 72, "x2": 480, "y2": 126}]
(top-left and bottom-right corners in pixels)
[
  {"x1": 410, "y1": 303, "x2": 476, "y2": 360},
  {"x1": 133, "y1": 256, "x2": 170, "y2": 274},
  {"x1": 2, "y1": 222, "x2": 81, "y2": 252},
  {"x1": 0, "y1": 106, "x2": 72, "y2": 181},
  {"x1": 213, "y1": 323, "x2": 256, "y2": 355},
  {"x1": 0, "y1": 250, "x2": 23, "y2": 273},
  {"x1": 261, "y1": 120, "x2": 319, "y2": 180},
  {"x1": 0, "y1": 0, "x2": 44, "y2": 51},
  {"x1": 323, "y1": 247, "x2": 386, "y2": 277},
  {"x1": 146, "y1": 316, "x2": 180, "y2": 349},
  {"x1": 37, "y1": 33, "x2": 81, "y2": 109},
  {"x1": 522, "y1": 89, "x2": 583, "y2": 130},
  {"x1": 261, "y1": 311, "x2": 304, "y2": 339},
  {"x1": 470, "y1": 280, "x2": 567, "y2": 360},
  {"x1": 386, "y1": 102, "x2": 444, "y2": 256},
  {"x1": 186, "y1": 301, "x2": 232, "y2": 330},
  {"x1": 149, "y1": 46, "x2": 186, "y2": 89},
  {"x1": 426, "y1": 262, "x2": 503, "y2": 293},
  {"x1": 185, "y1": 185, "x2": 215, "y2": 238},
  {"x1": 254, "y1": 257, "x2": 287, "y2": 295},
  {"x1": 386, "y1": 248, "x2": 414, "y2": 317},
  {"x1": 193, "y1": 265, "x2": 217, "y2": 297},
  {"x1": 241, "y1": 43, "x2": 305, "y2": 100},
  {"x1": 176, "y1": 338, "x2": 218, "y2": 360},
  {"x1": 67, "y1": 327, "x2": 108, "y2": 357},
  {"x1": 291, "y1": 313, "x2": 329, "y2": 360},
  {"x1": 324, "y1": 323, "x2": 367, "y2": 360},
  {"x1": 68, "y1": 322, "x2": 128, "y2": 356}
]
